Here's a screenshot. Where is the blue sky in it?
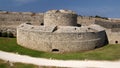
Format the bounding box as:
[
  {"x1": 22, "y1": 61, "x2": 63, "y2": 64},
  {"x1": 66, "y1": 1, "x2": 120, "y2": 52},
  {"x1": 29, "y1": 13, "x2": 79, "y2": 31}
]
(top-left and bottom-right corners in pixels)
[{"x1": 0, "y1": 0, "x2": 120, "y2": 18}]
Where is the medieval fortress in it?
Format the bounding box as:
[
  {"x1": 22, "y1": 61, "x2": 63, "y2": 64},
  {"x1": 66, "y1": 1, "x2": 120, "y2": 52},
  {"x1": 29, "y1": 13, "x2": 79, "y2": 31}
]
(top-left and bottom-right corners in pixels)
[{"x1": 0, "y1": 9, "x2": 120, "y2": 53}]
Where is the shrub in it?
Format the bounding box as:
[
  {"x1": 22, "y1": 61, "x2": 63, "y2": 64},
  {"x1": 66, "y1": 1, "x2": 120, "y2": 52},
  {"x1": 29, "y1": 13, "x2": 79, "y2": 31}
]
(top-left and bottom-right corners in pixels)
[
  {"x1": 0, "y1": 31, "x2": 15, "y2": 38},
  {"x1": 2, "y1": 32, "x2": 8, "y2": 37},
  {"x1": 8, "y1": 32, "x2": 14, "y2": 38},
  {"x1": 95, "y1": 15, "x2": 108, "y2": 20},
  {"x1": 0, "y1": 32, "x2": 2, "y2": 37}
]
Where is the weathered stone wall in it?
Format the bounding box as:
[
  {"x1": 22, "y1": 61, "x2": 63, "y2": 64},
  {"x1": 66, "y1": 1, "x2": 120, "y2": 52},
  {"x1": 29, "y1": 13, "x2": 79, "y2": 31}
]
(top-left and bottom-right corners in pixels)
[
  {"x1": 95, "y1": 19, "x2": 120, "y2": 44},
  {"x1": 44, "y1": 10, "x2": 77, "y2": 26},
  {"x1": 17, "y1": 24, "x2": 107, "y2": 53},
  {"x1": 95, "y1": 20, "x2": 120, "y2": 28},
  {"x1": 0, "y1": 11, "x2": 44, "y2": 36},
  {"x1": 77, "y1": 16, "x2": 95, "y2": 25},
  {"x1": 106, "y1": 29, "x2": 120, "y2": 44},
  {"x1": 0, "y1": 11, "x2": 109, "y2": 36},
  {"x1": 1, "y1": 10, "x2": 119, "y2": 46}
]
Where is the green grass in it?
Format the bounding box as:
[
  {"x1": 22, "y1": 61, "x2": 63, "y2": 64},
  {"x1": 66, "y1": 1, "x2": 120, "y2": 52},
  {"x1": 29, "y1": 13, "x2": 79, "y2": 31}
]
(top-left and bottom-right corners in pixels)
[
  {"x1": 0, "y1": 37, "x2": 120, "y2": 60},
  {"x1": 0, "y1": 59, "x2": 64, "y2": 68},
  {"x1": 0, "y1": 59, "x2": 38, "y2": 68}
]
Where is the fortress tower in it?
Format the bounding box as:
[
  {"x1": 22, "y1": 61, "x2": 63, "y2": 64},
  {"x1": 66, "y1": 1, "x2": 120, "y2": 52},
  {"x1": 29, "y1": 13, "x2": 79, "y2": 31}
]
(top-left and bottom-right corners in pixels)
[
  {"x1": 17, "y1": 10, "x2": 107, "y2": 53},
  {"x1": 44, "y1": 10, "x2": 77, "y2": 26}
]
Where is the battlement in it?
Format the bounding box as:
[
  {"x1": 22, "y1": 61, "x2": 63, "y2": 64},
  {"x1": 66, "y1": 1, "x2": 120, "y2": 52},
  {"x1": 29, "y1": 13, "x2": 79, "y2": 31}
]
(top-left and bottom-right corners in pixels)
[
  {"x1": 46, "y1": 9, "x2": 76, "y2": 14},
  {"x1": 0, "y1": 11, "x2": 44, "y2": 15}
]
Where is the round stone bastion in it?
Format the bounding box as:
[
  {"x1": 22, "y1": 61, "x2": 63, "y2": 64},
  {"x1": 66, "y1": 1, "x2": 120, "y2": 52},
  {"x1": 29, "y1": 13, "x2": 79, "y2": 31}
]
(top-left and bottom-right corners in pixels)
[
  {"x1": 17, "y1": 10, "x2": 107, "y2": 53},
  {"x1": 44, "y1": 10, "x2": 77, "y2": 26}
]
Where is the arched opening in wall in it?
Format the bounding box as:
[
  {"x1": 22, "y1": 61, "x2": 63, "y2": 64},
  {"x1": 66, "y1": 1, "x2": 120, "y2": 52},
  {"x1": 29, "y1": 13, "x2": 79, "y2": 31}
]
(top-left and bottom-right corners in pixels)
[
  {"x1": 52, "y1": 49, "x2": 59, "y2": 52},
  {"x1": 40, "y1": 23, "x2": 44, "y2": 26},
  {"x1": 74, "y1": 28, "x2": 77, "y2": 30},
  {"x1": 88, "y1": 28, "x2": 91, "y2": 30},
  {"x1": 115, "y1": 41, "x2": 118, "y2": 44}
]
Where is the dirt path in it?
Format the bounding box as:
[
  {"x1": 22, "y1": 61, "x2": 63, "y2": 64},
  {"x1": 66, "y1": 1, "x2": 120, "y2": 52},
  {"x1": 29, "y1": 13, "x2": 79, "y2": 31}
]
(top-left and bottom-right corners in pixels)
[{"x1": 0, "y1": 51, "x2": 120, "y2": 68}]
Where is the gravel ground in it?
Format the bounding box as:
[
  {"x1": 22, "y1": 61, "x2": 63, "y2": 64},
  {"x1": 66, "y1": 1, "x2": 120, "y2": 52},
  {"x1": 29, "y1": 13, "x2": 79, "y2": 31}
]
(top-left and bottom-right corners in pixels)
[{"x1": 0, "y1": 51, "x2": 120, "y2": 68}]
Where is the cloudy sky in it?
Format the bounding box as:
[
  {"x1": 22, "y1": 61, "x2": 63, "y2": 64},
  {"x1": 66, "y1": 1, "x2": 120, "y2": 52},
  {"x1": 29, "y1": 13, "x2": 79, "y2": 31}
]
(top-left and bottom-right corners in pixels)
[{"x1": 0, "y1": 0, "x2": 120, "y2": 18}]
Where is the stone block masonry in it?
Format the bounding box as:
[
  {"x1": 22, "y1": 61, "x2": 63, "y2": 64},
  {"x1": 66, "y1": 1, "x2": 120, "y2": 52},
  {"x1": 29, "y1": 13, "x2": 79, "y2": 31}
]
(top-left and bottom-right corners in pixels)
[
  {"x1": 0, "y1": 10, "x2": 97, "y2": 36},
  {"x1": 17, "y1": 10, "x2": 107, "y2": 53},
  {"x1": 17, "y1": 23, "x2": 107, "y2": 53},
  {"x1": 0, "y1": 9, "x2": 112, "y2": 53},
  {"x1": 0, "y1": 11, "x2": 44, "y2": 36},
  {"x1": 44, "y1": 10, "x2": 77, "y2": 26}
]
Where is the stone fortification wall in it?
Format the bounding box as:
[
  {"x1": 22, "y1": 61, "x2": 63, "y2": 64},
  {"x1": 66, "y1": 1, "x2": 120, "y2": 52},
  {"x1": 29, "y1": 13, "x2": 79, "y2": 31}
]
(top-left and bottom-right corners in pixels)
[
  {"x1": 106, "y1": 29, "x2": 120, "y2": 44},
  {"x1": 77, "y1": 16, "x2": 95, "y2": 25},
  {"x1": 95, "y1": 20, "x2": 120, "y2": 28},
  {"x1": 17, "y1": 23, "x2": 107, "y2": 53},
  {"x1": 94, "y1": 19, "x2": 120, "y2": 44},
  {"x1": 44, "y1": 10, "x2": 77, "y2": 26},
  {"x1": 0, "y1": 11, "x2": 44, "y2": 36},
  {"x1": 0, "y1": 10, "x2": 110, "y2": 36}
]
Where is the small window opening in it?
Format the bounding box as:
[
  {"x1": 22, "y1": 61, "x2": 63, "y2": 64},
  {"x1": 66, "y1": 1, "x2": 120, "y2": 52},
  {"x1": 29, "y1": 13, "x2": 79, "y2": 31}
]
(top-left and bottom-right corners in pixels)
[
  {"x1": 52, "y1": 49, "x2": 59, "y2": 52},
  {"x1": 40, "y1": 23, "x2": 44, "y2": 26},
  {"x1": 75, "y1": 28, "x2": 77, "y2": 30},
  {"x1": 88, "y1": 28, "x2": 91, "y2": 30},
  {"x1": 115, "y1": 41, "x2": 118, "y2": 44},
  {"x1": 77, "y1": 24, "x2": 81, "y2": 27},
  {"x1": 26, "y1": 23, "x2": 31, "y2": 25}
]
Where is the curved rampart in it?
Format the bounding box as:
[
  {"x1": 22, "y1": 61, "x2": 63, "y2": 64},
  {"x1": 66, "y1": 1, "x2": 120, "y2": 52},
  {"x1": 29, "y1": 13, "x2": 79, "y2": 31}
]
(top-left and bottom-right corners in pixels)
[{"x1": 17, "y1": 24, "x2": 107, "y2": 53}]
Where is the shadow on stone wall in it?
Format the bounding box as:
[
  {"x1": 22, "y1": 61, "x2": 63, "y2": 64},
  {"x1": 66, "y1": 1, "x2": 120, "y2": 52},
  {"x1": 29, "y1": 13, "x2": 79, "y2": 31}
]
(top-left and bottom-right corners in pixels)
[
  {"x1": 104, "y1": 32, "x2": 109, "y2": 45},
  {"x1": 95, "y1": 31, "x2": 109, "y2": 48}
]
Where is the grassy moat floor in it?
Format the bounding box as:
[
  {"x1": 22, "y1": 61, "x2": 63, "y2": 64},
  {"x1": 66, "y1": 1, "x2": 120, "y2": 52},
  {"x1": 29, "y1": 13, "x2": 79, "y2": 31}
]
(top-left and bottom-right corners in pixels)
[
  {"x1": 0, "y1": 37, "x2": 120, "y2": 61},
  {"x1": 0, "y1": 59, "x2": 62, "y2": 68},
  {"x1": 0, "y1": 59, "x2": 37, "y2": 68}
]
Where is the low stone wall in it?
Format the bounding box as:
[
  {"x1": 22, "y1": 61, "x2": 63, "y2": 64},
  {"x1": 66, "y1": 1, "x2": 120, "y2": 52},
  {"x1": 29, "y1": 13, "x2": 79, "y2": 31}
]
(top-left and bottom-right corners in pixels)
[
  {"x1": 95, "y1": 20, "x2": 120, "y2": 28},
  {"x1": 17, "y1": 24, "x2": 107, "y2": 53},
  {"x1": 77, "y1": 16, "x2": 95, "y2": 25},
  {"x1": 106, "y1": 29, "x2": 120, "y2": 44}
]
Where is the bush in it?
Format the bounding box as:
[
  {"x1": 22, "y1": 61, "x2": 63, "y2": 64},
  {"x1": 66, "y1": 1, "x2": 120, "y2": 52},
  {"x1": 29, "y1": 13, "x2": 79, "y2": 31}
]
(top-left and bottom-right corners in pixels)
[
  {"x1": 8, "y1": 32, "x2": 14, "y2": 38},
  {"x1": 2, "y1": 32, "x2": 8, "y2": 37},
  {"x1": 1, "y1": 32, "x2": 14, "y2": 38},
  {"x1": 95, "y1": 15, "x2": 108, "y2": 20},
  {"x1": 0, "y1": 32, "x2": 2, "y2": 37}
]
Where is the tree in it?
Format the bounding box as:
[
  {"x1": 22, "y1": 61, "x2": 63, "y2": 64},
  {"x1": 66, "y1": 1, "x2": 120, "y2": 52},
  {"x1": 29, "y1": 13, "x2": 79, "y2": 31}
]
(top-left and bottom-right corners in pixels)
[{"x1": 95, "y1": 15, "x2": 108, "y2": 20}]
